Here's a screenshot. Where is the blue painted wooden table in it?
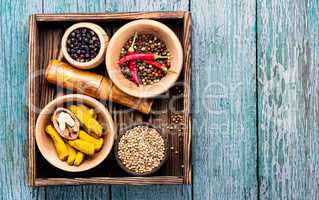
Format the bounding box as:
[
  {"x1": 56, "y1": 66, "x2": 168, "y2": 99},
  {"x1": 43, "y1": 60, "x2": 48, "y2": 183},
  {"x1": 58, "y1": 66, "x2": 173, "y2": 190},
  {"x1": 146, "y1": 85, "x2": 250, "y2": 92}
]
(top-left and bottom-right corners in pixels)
[{"x1": 1, "y1": 0, "x2": 318, "y2": 199}]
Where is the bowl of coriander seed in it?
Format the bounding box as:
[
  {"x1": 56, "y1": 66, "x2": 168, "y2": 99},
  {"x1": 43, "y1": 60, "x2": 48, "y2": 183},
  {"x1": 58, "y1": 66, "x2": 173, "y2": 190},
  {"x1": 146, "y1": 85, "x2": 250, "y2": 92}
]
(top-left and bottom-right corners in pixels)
[{"x1": 114, "y1": 122, "x2": 168, "y2": 176}]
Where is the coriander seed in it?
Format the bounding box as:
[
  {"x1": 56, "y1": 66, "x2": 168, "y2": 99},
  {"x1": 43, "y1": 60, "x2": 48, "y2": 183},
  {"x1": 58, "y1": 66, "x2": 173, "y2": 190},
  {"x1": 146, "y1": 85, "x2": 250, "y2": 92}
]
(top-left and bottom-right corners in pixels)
[{"x1": 117, "y1": 125, "x2": 166, "y2": 174}]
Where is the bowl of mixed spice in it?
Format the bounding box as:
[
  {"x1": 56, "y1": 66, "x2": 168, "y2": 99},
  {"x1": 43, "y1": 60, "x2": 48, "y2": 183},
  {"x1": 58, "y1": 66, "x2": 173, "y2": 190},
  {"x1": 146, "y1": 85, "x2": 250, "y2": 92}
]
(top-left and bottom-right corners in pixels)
[
  {"x1": 105, "y1": 19, "x2": 183, "y2": 98},
  {"x1": 62, "y1": 22, "x2": 109, "y2": 69},
  {"x1": 114, "y1": 122, "x2": 167, "y2": 176}
]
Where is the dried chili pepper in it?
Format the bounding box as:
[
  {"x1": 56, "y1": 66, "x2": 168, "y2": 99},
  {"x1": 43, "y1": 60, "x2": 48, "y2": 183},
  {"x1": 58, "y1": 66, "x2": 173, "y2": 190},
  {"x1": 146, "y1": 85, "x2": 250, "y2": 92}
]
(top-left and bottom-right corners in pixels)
[
  {"x1": 128, "y1": 61, "x2": 140, "y2": 86},
  {"x1": 143, "y1": 60, "x2": 168, "y2": 73},
  {"x1": 127, "y1": 32, "x2": 139, "y2": 86},
  {"x1": 118, "y1": 53, "x2": 168, "y2": 65}
]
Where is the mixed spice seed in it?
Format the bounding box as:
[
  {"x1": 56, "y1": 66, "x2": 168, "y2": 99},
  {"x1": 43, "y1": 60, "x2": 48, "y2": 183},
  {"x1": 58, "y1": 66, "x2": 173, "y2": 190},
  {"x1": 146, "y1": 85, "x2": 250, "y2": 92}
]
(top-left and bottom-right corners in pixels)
[
  {"x1": 166, "y1": 113, "x2": 184, "y2": 131},
  {"x1": 66, "y1": 28, "x2": 101, "y2": 62},
  {"x1": 119, "y1": 33, "x2": 171, "y2": 86},
  {"x1": 171, "y1": 113, "x2": 184, "y2": 124},
  {"x1": 117, "y1": 126, "x2": 166, "y2": 174}
]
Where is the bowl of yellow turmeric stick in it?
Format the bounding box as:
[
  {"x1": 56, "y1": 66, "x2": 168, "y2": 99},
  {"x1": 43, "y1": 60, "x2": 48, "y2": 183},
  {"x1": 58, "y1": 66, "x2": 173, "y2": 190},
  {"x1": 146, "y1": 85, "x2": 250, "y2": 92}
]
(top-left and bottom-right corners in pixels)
[{"x1": 35, "y1": 94, "x2": 116, "y2": 172}]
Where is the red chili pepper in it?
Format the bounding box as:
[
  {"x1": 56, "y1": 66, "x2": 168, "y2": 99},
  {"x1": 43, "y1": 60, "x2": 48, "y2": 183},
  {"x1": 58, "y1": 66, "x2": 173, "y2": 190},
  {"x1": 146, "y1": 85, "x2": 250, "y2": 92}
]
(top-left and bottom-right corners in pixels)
[
  {"x1": 128, "y1": 61, "x2": 139, "y2": 85},
  {"x1": 143, "y1": 60, "x2": 168, "y2": 73},
  {"x1": 118, "y1": 53, "x2": 168, "y2": 64},
  {"x1": 127, "y1": 32, "x2": 139, "y2": 85}
]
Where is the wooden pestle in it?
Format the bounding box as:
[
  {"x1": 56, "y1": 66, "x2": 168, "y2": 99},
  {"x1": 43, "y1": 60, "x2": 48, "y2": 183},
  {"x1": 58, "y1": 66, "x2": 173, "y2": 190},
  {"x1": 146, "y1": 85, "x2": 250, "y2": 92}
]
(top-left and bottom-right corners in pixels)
[{"x1": 45, "y1": 60, "x2": 153, "y2": 114}]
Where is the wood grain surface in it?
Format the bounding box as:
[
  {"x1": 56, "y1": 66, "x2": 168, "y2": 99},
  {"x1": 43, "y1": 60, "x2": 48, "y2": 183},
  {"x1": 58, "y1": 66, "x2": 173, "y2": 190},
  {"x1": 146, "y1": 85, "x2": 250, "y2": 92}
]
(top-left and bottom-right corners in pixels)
[
  {"x1": 191, "y1": 0, "x2": 258, "y2": 199},
  {"x1": 1, "y1": 0, "x2": 319, "y2": 199},
  {"x1": 0, "y1": 0, "x2": 45, "y2": 199},
  {"x1": 257, "y1": 0, "x2": 319, "y2": 199}
]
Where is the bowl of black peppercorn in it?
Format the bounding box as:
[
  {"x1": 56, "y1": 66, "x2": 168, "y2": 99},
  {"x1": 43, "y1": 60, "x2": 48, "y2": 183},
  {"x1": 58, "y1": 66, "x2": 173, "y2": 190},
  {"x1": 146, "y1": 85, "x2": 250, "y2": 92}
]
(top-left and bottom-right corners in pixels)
[{"x1": 61, "y1": 22, "x2": 109, "y2": 69}]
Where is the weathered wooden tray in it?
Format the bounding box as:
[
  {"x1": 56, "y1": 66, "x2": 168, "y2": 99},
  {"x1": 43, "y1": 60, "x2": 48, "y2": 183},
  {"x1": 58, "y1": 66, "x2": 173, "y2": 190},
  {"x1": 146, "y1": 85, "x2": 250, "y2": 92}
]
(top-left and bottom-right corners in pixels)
[{"x1": 28, "y1": 11, "x2": 191, "y2": 186}]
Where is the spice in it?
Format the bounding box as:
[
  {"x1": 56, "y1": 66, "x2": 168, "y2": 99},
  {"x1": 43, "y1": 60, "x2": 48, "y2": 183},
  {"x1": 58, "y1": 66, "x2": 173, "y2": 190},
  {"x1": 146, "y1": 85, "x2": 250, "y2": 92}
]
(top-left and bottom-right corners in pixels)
[
  {"x1": 77, "y1": 104, "x2": 97, "y2": 119},
  {"x1": 45, "y1": 104, "x2": 105, "y2": 166},
  {"x1": 127, "y1": 32, "x2": 140, "y2": 85},
  {"x1": 66, "y1": 28, "x2": 100, "y2": 62},
  {"x1": 119, "y1": 33, "x2": 171, "y2": 85},
  {"x1": 117, "y1": 126, "x2": 166, "y2": 174},
  {"x1": 66, "y1": 144, "x2": 77, "y2": 166},
  {"x1": 78, "y1": 130, "x2": 104, "y2": 151},
  {"x1": 74, "y1": 151, "x2": 85, "y2": 166},
  {"x1": 67, "y1": 139, "x2": 95, "y2": 156},
  {"x1": 118, "y1": 53, "x2": 168, "y2": 64},
  {"x1": 143, "y1": 60, "x2": 168, "y2": 73},
  {"x1": 51, "y1": 108, "x2": 80, "y2": 140},
  {"x1": 171, "y1": 114, "x2": 184, "y2": 124},
  {"x1": 128, "y1": 32, "x2": 137, "y2": 53},
  {"x1": 128, "y1": 61, "x2": 140, "y2": 85},
  {"x1": 69, "y1": 105, "x2": 103, "y2": 138},
  {"x1": 45, "y1": 125, "x2": 69, "y2": 161}
]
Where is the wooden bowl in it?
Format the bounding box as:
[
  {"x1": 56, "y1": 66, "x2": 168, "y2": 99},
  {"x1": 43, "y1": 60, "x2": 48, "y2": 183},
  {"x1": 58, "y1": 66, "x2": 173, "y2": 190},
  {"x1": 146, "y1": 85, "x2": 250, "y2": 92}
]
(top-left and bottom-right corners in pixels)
[
  {"x1": 114, "y1": 122, "x2": 168, "y2": 176},
  {"x1": 105, "y1": 19, "x2": 183, "y2": 98},
  {"x1": 35, "y1": 94, "x2": 116, "y2": 172},
  {"x1": 61, "y1": 22, "x2": 109, "y2": 69}
]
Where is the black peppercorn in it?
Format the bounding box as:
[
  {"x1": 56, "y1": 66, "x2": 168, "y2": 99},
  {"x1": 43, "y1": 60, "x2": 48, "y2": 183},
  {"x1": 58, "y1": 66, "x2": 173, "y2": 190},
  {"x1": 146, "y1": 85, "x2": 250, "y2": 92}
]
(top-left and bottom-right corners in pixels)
[{"x1": 66, "y1": 28, "x2": 101, "y2": 62}]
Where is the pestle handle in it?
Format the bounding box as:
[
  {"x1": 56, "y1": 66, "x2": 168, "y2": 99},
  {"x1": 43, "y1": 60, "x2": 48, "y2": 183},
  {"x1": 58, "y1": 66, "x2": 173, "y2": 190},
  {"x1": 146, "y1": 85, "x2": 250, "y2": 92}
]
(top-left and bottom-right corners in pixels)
[{"x1": 45, "y1": 60, "x2": 153, "y2": 114}]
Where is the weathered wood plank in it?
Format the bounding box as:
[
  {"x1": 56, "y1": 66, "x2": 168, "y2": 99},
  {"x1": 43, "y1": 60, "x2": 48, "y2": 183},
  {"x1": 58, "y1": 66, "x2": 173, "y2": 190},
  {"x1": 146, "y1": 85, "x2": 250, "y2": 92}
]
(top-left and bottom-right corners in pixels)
[
  {"x1": 42, "y1": 0, "x2": 110, "y2": 199},
  {"x1": 105, "y1": 1, "x2": 192, "y2": 200},
  {"x1": 43, "y1": 0, "x2": 106, "y2": 13},
  {"x1": 191, "y1": 0, "x2": 257, "y2": 199},
  {"x1": 112, "y1": 185, "x2": 191, "y2": 200},
  {"x1": 35, "y1": 177, "x2": 183, "y2": 186},
  {"x1": 104, "y1": 0, "x2": 189, "y2": 12},
  {"x1": 0, "y1": 0, "x2": 45, "y2": 199},
  {"x1": 257, "y1": 0, "x2": 319, "y2": 199},
  {"x1": 35, "y1": 12, "x2": 186, "y2": 21}
]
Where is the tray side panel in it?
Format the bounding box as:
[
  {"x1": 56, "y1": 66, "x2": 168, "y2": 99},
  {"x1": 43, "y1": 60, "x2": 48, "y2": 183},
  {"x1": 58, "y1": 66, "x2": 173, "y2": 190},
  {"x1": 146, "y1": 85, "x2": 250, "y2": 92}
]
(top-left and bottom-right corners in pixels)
[
  {"x1": 35, "y1": 12, "x2": 185, "y2": 22},
  {"x1": 27, "y1": 14, "x2": 39, "y2": 187},
  {"x1": 182, "y1": 12, "x2": 192, "y2": 184},
  {"x1": 35, "y1": 176, "x2": 183, "y2": 186}
]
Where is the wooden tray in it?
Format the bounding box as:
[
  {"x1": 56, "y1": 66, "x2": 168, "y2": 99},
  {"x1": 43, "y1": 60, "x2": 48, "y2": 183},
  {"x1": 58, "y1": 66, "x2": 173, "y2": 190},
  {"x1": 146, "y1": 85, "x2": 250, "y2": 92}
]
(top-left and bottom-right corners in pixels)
[{"x1": 28, "y1": 11, "x2": 191, "y2": 186}]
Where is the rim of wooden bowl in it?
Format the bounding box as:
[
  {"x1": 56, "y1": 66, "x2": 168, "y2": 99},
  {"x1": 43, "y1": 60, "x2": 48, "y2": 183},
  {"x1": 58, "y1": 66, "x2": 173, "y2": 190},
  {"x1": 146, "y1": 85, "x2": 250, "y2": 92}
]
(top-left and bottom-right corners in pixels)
[
  {"x1": 35, "y1": 94, "x2": 116, "y2": 172},
  {"x1": 105, "y1": 19, "x2": 183, "y2": 98},
  {"x1": 114, "y1": 122, "x2": 168, "y2": 176},
  {"x1": 61, "y1": 22, "x2": 109, "y2": 69}
]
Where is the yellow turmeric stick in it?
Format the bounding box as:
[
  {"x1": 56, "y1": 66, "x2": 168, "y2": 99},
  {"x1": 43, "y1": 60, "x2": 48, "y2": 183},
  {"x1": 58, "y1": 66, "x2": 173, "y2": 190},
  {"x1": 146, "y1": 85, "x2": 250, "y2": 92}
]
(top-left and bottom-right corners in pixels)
[
  {"x1": 69, "y1": 105, "x2": 103, "y2": 138},
  {"x1": 45, "y1": 125, "x2": 69, "y2": 161},
  {"x1": 78, "y1": 104, "x2": 97, "y2": 119},
  {"x1": 66, "y1": 144, "x2": 77, "y2": 165},
  {"x1": 67, "y1": 139, "x2": 95, "y2": 156},
  {"x1": 78, "y1": 130, "x2": 104, "y2": 151},
  {"x1": 74, "y1": 151, "x2": 85, "y2": 166}
]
